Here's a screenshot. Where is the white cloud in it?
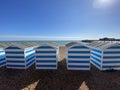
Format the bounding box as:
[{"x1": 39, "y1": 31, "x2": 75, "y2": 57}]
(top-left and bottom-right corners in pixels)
[{"x1": 93, "y1": 0, "x2": 117, "y2": 9}]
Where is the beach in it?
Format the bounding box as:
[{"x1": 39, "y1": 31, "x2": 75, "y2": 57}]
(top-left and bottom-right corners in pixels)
[{"x1": 0, "y1": 46, "x2": 120, "y2": 90}]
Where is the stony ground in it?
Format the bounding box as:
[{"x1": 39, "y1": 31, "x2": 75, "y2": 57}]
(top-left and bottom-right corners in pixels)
[{"x1": 0, "y1": 60, "x2": 120, "y2": 90}]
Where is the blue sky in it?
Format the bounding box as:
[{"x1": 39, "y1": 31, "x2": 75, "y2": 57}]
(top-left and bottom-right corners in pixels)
[{"x1": 0, "y1": 0, "x2": 120, "y2": 40}]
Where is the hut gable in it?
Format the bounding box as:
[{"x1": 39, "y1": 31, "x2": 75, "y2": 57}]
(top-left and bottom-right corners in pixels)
[
  {"x1": 66, "y1": 42, "x2": 90, "y2": 50},
  {"x1": 35, "y1": 42, "x2": 58, "y2": 70},
  {"x1": 98, "y1": 43, "x2": 120, "y2": 50},
  {"x1": 66, "y1": 42, "x2": 91, "y2": 70},
  {"x1": 6, "y1": 46, "x2": 21, "y2": 49},
  {"x1": 36, "y1": 42, "x2": 58, "y2": 49},
  {"x1": 37, "y1": 45, "x2": 54, "y2": 49},
  {"x1": 90, "y1": 42, "x2": 120, "y2": 70},
  {"x1": 70, "y1": 45, "x2": 88, "y2": 49},
  {"x1": 106, "y1": 45, "x2": 120, "y2": 49}
]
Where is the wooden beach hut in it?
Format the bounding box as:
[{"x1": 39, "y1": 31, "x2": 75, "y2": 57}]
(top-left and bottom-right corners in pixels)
[
  {"x1": 90, "y1": 43, "x2": 120, "y2": 70},
  {"x1": 5, "y1": 43, "x2": 36, "y2": 69},
  {"x1": 66, "y1": 42, "x2": 91, "y2": 70},
  {"x1": 35, "y1": 42, "x2": 59, "y2": 69}
]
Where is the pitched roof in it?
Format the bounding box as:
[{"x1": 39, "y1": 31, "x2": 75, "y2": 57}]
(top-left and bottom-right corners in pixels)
[
  {"x1": 66, "y1": 42, "x2": 91, "y2": 49},
  {"x1": 36, "y1": 42, "x2": 59, "y2": 49},
  {"x1": 97, "y1": 42, "x2": 120, "y2": 50}
]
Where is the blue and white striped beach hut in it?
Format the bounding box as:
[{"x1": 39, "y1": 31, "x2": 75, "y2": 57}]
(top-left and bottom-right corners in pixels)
[
  {"x1": 35, "y1": 42, "x2": 59, "y2": 69},
  {"x1": 5, "y1": 43, "x2": 36, "y2": 69},
  {"x1": 66, "y1": 42, "x2": 91, "y2": 70},
  {"x1": 0, "y1": 43, "x2": 11, "y2": 68},
  {"x1": 0, "y1": 47, "x2": 6, "y2": 67},
  {"x1": 90, "y1": 42, "x2": 120, "y2": 70}
]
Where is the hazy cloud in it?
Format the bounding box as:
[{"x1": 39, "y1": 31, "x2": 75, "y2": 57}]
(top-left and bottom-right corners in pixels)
[{"x1": 93, "y1": 0, "x2": 117, "y2": 9}]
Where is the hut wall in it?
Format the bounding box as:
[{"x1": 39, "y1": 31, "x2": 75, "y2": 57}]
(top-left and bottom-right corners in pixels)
[
  {"x1": 25, "y1": 49, "x2": 35, "y2": 68},
  {"x1": 67, "y1": 45, "x2": 90, "y2": 70},
  {"x1": 35, "y1": 46, "x2": 58, "y2": 69},
  {"x1": 90, "y1": 48, "x2": 103, "y2": 70},
  {"x1": 102, "y1": 45, "x2": 120, "y2": 70},
  {"x1": 6, "y1": 46, "x2": 25, "y2": 69},
  {"x1": 6, "y1": 46, "x2": 35, "y2": 69},
  {"x1": 0, "y1": 49, "x2": 6, "y2": 67}
]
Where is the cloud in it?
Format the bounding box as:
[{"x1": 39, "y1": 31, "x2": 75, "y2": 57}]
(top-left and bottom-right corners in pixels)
[{"x1": 93, "y1": 0, "x2": 117, "y2": 9}]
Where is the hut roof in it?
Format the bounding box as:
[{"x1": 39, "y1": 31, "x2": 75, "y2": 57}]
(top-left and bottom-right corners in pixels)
[
  {"x1": 5, "y1": 43, "x2": 37, "y2": 49},
  {"x1": 36, "y1": 42, "x2": 59, "y2": 49},
  {"x1": 96, "y1": 42, "x2": 120, "y2": 50},
  {"x1": 66, "y1": 42, "x2": 91, "y2": 49},
  {"x1": 0, "y1": 42, "x2": 13, "y2": 49}
]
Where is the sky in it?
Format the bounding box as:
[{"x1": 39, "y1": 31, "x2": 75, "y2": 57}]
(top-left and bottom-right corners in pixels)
[{"x1": 0, "y1": 0, "x2": 120, "y2": 40}]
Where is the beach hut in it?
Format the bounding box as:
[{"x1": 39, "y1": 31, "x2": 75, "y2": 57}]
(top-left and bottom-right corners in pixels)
[
  {"x1": 0, "y1": 43, "x2": 11, "y2": 68},
  {"x1": 5, "y1": 43, "x2": 36, "y2": 69},
  {"x1": 90, "y1": 43, "x2": 120, "y2": 70},
  {"x1": 66, "y1": 42, "x2": 91, "y2": 70},
  {"x1": 35, "y1": 42, "x2": 59, "y2": 69},
  {"x1": 0, "y1": 47, "x2": 6, "y2": 67}
]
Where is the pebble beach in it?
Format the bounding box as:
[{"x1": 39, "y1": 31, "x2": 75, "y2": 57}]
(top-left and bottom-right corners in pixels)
[{"x1": 0, "y1": 46, "x2": 120, "y2": 90}]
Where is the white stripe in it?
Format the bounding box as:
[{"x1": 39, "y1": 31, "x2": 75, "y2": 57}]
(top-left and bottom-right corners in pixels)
[
  {"x1": 104, "y1": 49, "x2": 120, "y2": 51},
  {"x1": 90, "y1": 57, "x2": 101, "y2": 64},
  {"x1": 25, "y1": 51, "x2": 35, "y2": 56},
  {"x1": 91, "y1": 54, "x2": 101, "y2": 60},
  {"x1": 36, "y1": 67, "x2": 57, "y2": 69},
  {"x1": 6, "y1": 54, "x2": 24, "y2": 56},
  {"x1": 36, "y1": 63, "x2": 56, "y2": 65},
  {"x1": 90, "y1": 61, "x2": 101, "y2": 70},
  {"x1": 35, "y1": 53, "x2": 56, "y2": 56},
  {"x1": 104, "y1": 54, "x2": 120, "y2": 56},
  {"x1": 7, "y1": 63, "x2": 25, "y2": 65},
  {"x1": 102, "y1": 68, "x2": 120, "y2": 70},
  {"x1": 0, "y1": 50, "x2": 4, "y2": 51},
  {"x1": 68, "y1": 54, "x2": 90, "y2": 56},
  {"x1": 36, "y1": 49, "x2": 56, "y2": 51},
  {"x1": 68, "y1": 63, "x2": 90, "y2": 65},
  {"x1": 0, "y1": 60, "x2": 6, "y2": 63},
  {"x1": 68, "y1": 59, "x2": 90, "y2": 61},
  {"x1": 67, "y1": 58, "x2": 90, "y2": 60},
  {"x1": 0, "y1": 64, "x2": 6, "y2": 67},
  {"x1": 91, "y1": 50, "x2": 102, "y2": 55},
  {"x1": 26, "y1": 58, "x2": 35, "y2": 64},
  {"x1": 6, "y1": 58, "x2": 25, "y2": 60},
  {"x1": 103, "y1": 63, "x2": 120, "y2": 66},
  {"x1": 25, "y1": 49, "x2": 34, "y2": 52},
  {"x1": 6, "y1": 49, "x2": 23, "y2": 52},
  {"x1": 26, "y1": 54, "x2": 35, "y2": 59},
  {"x1": 36, "y1": 60, "x2": 57, "y2": 61},
  {"x1": 67, "y1": 68, "x2": 90, "y2": 70},
  {"x1": 36, "y1": 58, "x2": 57, "y2": 60},
  {"x1": 68, "y1": 49, "x2": 89, "y2": 51},
  {"x1": 0, "y1": 52, "x2": 5, "y2": 55},
  {"x1": 6, "y1": 67, "x2": 26, "y2": 69},
  {"x1": 103, "y1": 58, "x2": 120, "y2": 61}
]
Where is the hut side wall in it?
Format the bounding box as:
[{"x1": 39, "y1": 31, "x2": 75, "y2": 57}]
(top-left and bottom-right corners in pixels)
[
  {"x1": 0, "y1": 49, "x2": 6, "y2": 67},
  {"x1": 67, "y1": 45, "x2": 90, "y2": 70},
  {"x1": 35, "y1": 46, "x2": 58, "y2": 69},
  {"x1": 90, "y1": 48, "x2": 102, "y2": 70},
  {"x1": 102, "y1": 45, "x2": 120, "y2": 70},
  {"x1": 25, "y1": 49, "x2": 35, "y2": 68}
]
